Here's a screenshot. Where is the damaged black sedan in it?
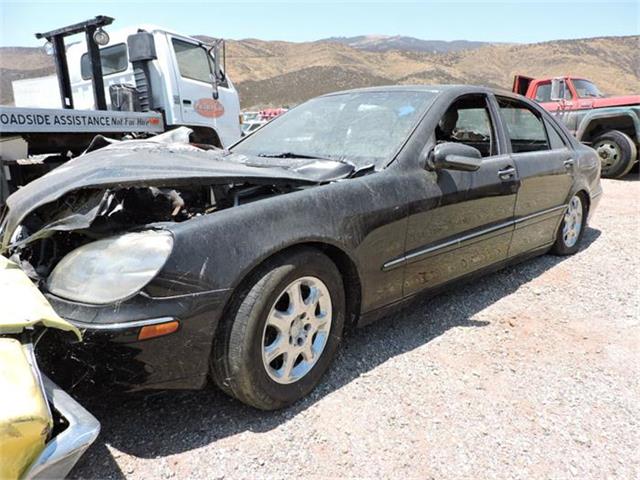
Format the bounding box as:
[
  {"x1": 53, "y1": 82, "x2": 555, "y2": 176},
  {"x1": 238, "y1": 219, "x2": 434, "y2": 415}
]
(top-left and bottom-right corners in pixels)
[{"x1": 0, "y1": 86, "x2": 602, "y2": 410}]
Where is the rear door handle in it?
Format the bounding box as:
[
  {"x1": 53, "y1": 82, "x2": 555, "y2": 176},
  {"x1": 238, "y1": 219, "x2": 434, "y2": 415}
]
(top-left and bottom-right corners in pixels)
[
  {"x1": 564, "y1": 159, "x2": 575, "y2": 168},
  {"x1": 498, "y1": 166, "x2": 516, "y2": 180}
]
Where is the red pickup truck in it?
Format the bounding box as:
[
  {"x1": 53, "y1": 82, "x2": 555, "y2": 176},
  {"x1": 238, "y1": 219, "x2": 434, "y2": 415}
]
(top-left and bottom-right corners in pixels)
[{"x1": 513, "y1": 75, "x2": 640, "y2": 178}]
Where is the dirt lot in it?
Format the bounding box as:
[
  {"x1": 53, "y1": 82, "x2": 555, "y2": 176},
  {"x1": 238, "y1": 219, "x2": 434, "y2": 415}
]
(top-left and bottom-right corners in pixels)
[{"x1": 70, "y1": 175, "x2": 639, "y2": 480}]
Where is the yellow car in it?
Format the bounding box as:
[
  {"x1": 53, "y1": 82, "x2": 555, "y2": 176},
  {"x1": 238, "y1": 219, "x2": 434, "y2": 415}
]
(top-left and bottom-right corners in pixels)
[{"x1": 0, "y1": 256, "x2": 100, "y2": 479}]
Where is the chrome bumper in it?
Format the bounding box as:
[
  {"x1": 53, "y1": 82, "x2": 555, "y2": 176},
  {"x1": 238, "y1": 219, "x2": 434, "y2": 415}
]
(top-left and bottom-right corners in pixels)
[{"x1": 24, "y1": 375, "x2": 100, "y2": 480}]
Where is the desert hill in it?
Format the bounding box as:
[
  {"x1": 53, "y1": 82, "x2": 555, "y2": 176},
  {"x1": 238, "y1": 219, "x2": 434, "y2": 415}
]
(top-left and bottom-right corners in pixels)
[{"x1": 0, "y1": 35, "x2": 637, "y2": 109}]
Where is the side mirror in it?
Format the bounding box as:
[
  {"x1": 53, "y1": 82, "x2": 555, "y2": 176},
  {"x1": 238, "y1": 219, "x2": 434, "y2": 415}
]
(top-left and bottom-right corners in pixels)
[
  {"x1": 550, "y1": 78, "x2": 563, "y2": 101},
  {"x1": 428, "y1": 142, "x2": 482, "y2": 172},
  {"x1": 127, "y1": 32, "x2": 157, "y2": 62},
  {"x1": 207, "y1": 40, "x2": 224, "y2": 100},
  {"x1": 127, "y1": 32, "x2": 157, "y2": 112},
  {"x1": 210, "y1": 72, "x2": 219, "y2": 100}
]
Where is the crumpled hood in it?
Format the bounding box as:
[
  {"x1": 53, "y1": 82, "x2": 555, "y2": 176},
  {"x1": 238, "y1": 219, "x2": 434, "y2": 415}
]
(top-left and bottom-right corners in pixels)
[{"x1": 1, "y1": 141, "x2": 335, "y2": 252}]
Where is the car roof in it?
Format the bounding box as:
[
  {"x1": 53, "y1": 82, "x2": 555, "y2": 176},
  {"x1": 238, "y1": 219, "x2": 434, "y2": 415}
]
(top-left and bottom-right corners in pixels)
[{"x1": 322, "y1": 84, "x2": 524, "y2": 100}]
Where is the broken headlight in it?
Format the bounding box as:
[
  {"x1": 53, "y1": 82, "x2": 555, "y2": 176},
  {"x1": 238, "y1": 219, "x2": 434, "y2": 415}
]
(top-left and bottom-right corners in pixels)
[{"x1": 47, "y1": 230, "x2": 173, "y2": 305}]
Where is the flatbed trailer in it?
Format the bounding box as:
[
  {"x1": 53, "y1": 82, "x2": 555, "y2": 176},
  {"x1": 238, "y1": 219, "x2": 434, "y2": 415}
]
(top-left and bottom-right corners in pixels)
[
  {"x1": 0, "y1": 15, "x2": 242, "y2": 204},
  {"x1": 0, "y1": 106, "x2": 165, "y2": 201},
  {"x1": 0, "y1": 106, "x2": 164, "y2": 135}
]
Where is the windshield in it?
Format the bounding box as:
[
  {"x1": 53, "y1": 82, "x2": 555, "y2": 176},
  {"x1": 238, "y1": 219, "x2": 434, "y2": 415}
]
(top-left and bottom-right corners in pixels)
[
  {"x1": 573, "y1": 79, "x2": 604, "y2": 98},
  {"x1": 231, "y1": 91, "x2": 437, "y2": 168}
]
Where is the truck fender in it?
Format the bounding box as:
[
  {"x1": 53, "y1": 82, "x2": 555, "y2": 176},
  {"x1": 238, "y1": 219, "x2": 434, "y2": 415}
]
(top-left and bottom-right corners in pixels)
[{"x1": 576, "y1": 109, "x2": 640, "y2": 145}]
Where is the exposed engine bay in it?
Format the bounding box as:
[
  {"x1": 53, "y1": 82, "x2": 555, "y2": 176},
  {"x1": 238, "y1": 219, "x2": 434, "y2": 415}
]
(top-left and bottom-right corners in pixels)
[
  {"x1": 6, "y1": 181, "x2": 295, "y2": 282},
  {"x1": 0, "y1": 128, "x2": 341, "y2": 283}
]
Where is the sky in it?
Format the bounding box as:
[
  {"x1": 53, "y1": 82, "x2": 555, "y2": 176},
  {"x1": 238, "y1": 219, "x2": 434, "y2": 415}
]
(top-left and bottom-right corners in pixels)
[{"x1": 0, "y1": 0, "x2": 638, "y2": 47}]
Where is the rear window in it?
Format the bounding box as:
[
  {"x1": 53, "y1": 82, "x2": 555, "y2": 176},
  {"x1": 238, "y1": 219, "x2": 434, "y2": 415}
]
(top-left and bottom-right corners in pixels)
[
  {"x1": 535, "y1": 83, "x2": 552, "y2": 102},
  {"x1": 80, "y1": 43, "x2": 128, "y2": 80},
  {"x1": 534, "y1": 81, "x2": 572, "y2": 102},
  {"x1": 497, "y1": 97, "x2": 550, "y2": 153}
]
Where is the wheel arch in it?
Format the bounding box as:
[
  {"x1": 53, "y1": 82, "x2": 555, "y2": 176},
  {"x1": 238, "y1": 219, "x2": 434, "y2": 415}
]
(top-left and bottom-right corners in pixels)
[
  {"x1": 187, "y1": 126, "x2": 223, "y2": 148},
  {"x1": 576, "y1": 188, "x2": 591, "y2": 216},
  {"x1": 566, "y1": 182, "x2": 591, "y2": 207},
  {"x1": 221, "y1": 240, "x2": 363, "y2": 332},
  {"x1": 577, "y1": 111, "x2": 640, "y2": 145}
]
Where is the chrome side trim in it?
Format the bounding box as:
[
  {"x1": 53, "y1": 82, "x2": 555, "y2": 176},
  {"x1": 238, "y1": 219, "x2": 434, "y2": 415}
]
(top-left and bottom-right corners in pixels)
[
  {"x1": 382, "y1": 220, "x2": 513, "y2": 271},
  {"x1": 382, "y1": 204, "x2": 568, "y2": 272},
  {"x1": 514, "y1": 204, "x2": 568, "y2": 225},
  {"x1": 69, "y1": 316, "x2": 177, "y2": 331}
]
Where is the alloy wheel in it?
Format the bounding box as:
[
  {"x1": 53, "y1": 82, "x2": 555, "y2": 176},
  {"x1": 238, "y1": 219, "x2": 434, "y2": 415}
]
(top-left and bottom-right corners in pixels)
[
  {"x1": 261, "y1": 276, "x2": 332, "y2": 384},
  {"x1": 562, "y1": 195, "x2": 583, "y2": 248}
]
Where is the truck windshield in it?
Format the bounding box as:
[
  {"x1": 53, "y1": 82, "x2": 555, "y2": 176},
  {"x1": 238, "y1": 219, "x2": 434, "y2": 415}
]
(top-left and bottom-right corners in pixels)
[
  {"x1": 231, "y1": 91, "x2": 436, "y2": 168},
  {"x1": 573, "y1": 79, "x2": 603, "y2": 98}
]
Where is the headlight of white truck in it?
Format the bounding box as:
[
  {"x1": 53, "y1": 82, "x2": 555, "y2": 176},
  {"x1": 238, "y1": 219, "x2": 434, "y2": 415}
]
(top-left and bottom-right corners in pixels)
[{"x1": 47, "y1": 230, "x2": 173, "y2": 305}]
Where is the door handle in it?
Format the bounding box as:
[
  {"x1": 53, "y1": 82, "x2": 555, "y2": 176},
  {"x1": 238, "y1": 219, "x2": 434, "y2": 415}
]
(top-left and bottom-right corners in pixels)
[
  {"x1": 564, "y1": 159, "x2": 575, "y2": 168},
  {"x1": 498, "y1": 166, "x2": 516, "y2": 180}
]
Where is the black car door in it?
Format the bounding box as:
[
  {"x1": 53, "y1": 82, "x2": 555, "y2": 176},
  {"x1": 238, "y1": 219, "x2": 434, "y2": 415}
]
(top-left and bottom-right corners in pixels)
[
  {"x1": 400, "y1": 93, "x2": 519, "y2": 298},
  {"x1": 494, "y1": 96, "x2": 575, "y2": 257}
]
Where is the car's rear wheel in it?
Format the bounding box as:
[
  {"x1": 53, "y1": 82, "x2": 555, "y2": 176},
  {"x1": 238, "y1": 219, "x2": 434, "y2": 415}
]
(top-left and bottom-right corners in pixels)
[
  {"x1": 593, "y1": 130, "x2": 637, "y2": 179},
  {"x1": 210, "y1": 248, "x2": 345, "y2": 410},
  {"x1": 551, "y1": 193, "x2": 587, "y2": 256}
]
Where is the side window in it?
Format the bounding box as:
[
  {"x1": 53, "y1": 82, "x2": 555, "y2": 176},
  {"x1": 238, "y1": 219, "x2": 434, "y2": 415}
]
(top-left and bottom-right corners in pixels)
[
  {"x1": 435, "y1": 95, "x2": 496, "y2": 157},
  {"x1": 544, "y1": 119, "x2": 568, "y2": 150},
  {"x1": 535, "y1": 82, "x2": 551, "y2": 102},
  {"x1": 534, "y1": 81, "x2": 572, "y2": 103},
  {"x1": 80, "y1": 43, "x2": 128, "y2": 80},
  {"x1": 172, "y1": 39, "x2": 212, "y2": 83},
  {"x1": 497, "y1": 97, "x2": 550, "y2": 153}
]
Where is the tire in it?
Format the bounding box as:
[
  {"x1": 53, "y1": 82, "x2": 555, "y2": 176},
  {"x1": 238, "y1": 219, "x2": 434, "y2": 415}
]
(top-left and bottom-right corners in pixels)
[
  {"x1": 210, "y1": 248, "x2": 345, "y2": 410},
  {"x1": 551, "y1": 193, "x2": 587, "y2": 255},
  {"x1": 592, "y1": 130, "x2": 637, "y2": 179}
]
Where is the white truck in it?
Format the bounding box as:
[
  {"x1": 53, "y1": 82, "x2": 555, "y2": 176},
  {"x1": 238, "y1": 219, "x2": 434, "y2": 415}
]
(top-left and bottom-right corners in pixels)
[{"x1": 0, "y1": 15, "x2": 242, "y2": 203}]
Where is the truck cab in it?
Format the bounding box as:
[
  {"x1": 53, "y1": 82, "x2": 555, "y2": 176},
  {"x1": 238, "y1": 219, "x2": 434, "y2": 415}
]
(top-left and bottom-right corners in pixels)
[
  {"x1": 13, "y1": 24, "x2": 242, "y2": 147},
  {"x1": 513, "y1": 74, "x2": 640, "y2": 178},
  {"x1": 513, "y1": 75, "x2": 639, "y2": 113}
]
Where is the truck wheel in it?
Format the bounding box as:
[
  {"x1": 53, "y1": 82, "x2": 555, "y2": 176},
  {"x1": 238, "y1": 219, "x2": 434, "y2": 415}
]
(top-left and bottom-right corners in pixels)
[
  {"x1": 592, "y1": 130, "x2": 637, "y2": 179},
  {"x1": 210, "y1": 248, "x2": 345, "y2": 410}
]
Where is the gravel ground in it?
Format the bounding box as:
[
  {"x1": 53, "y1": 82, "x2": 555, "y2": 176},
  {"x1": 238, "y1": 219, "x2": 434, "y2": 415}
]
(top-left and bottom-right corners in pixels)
[{"x1": 70, "y1": 175, "x2": 639, "y2": 480}]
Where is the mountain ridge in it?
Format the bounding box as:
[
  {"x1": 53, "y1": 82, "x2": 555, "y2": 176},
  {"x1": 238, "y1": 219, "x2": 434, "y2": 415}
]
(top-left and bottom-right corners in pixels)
[
  {"x1": 318, "y1": 35, "x2": 492, "y2": 53},
  {"x1": 0, "y1": 34, "x2": 637, "y2": 109}
]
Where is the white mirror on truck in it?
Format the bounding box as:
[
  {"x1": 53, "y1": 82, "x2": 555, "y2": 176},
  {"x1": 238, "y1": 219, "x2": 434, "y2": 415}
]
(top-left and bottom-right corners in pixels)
[
  {"x1": 126, "y1": 31, "x2": 158, "y2": 112},
  {"x1": 550, "y1": 78, "x2": 564, "y2": 101}
]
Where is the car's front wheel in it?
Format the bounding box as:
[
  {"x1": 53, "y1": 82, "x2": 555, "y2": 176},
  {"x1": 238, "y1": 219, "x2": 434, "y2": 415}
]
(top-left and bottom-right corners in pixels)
[
  {"x1": 551, "y1": 193, "x2": 587, "y2": 255},
  {"x1": 210, "y1": 248, "x2": 345, "y2": 410}
]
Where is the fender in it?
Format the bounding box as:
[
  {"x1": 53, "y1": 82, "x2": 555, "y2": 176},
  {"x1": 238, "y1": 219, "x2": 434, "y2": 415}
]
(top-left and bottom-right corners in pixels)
[
  {"x1": 159, "y1": 171, "x2": 412, "y2": 314},
  {"x1": 574, "y1": 107, "x2": 640, "y2": 144},
  {"x1": 187, "y1": 125, "x2": 223, "y2": 148}
]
